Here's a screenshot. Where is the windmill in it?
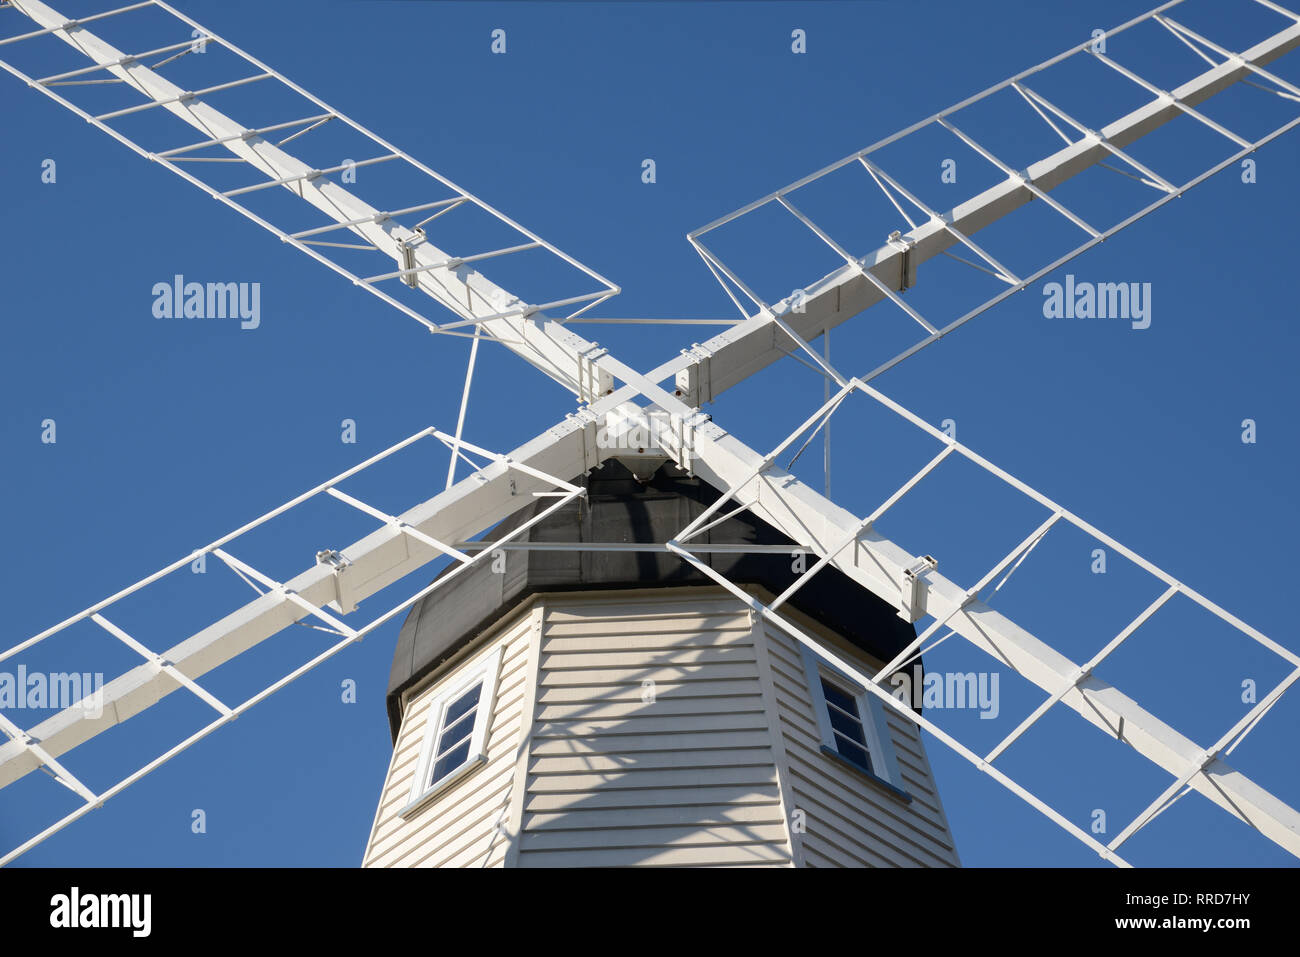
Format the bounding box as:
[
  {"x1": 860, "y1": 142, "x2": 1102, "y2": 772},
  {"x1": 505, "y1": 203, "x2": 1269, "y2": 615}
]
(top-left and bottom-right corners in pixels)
[{"x1": 2, "y1": 0, "x2": 1298, "y2": 866}]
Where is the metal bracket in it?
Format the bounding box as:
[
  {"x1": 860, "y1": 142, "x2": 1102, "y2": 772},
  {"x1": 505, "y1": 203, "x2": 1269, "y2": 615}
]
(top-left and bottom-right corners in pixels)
[
  {"x1": 395, "y1": 228, "x2": 426, "y2": 289},
  {"x1": 886, "y1": 231, "x2": 918, "y2": 291},
  {"x1": 576, "y1": 344, "x2": 612, "y2": 406},
  {"x1": 674, "y1": 342, "x2": 714, "y2": 409},
  {"x1": 315, "y1": 549, "x2": 358, "y2": 614},
  {"x1": 898, "y1": 554, "x2": 937, "y2": 622},
  {"x1": 559, "y1": 408, "x2": 598, "y2": 475}
]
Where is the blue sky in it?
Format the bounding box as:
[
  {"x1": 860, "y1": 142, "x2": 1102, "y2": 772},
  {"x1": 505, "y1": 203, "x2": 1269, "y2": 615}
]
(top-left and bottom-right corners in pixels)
[{"x1": 2, "y1": 0, "x2": 1298, "y2": 867}]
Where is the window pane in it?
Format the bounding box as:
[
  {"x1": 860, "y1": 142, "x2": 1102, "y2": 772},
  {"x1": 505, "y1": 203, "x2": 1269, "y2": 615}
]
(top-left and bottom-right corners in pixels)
[
  {"x1": 828, "y1": 706, "x2": 868, "y2": 747},
  {"x1": 436, "y1": 706, "x2": 478, "y2": 756},
  {"x1": 431, "y1": 739, "x2": 472, "y2": 786},
  {"x1": 443, "y1": 684, "x2": 481, "y2": 728},
  {"x1": 834, "y1": 733, "x2": 873, "y2": 774},
  {"x1": 821, "y1": 679, "x2": 858, "y2": 716}
]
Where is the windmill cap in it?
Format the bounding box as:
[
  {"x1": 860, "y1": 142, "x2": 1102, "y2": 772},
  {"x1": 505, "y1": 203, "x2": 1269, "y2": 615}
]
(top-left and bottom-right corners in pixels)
[{"x1": 385, "y1": 459, "x2": 920, "y2": 738}]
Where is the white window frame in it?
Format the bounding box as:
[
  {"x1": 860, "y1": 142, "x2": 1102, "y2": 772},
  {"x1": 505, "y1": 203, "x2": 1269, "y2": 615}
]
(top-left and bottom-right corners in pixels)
[
  {"x1": 402, "y1": 644, "x2": 503, "y2": 817},
  {"x1": 800, "y1": 642, "x2": 909, "y2": 802}
]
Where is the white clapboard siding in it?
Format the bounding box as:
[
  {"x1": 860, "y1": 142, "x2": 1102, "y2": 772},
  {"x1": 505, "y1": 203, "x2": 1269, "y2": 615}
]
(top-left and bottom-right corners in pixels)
[
  {"x1": 362, "y1": 611, "x2": 535, "y2": 868},
  {"x1": 763, "y1": 620, "x2": 961, "y2": 868},
  {"x1": 363, "y1": 587, "x2": 961, "y2": 867},
  {"x1": 516, "y1": 593, "x2": 795, "y2": 868}
]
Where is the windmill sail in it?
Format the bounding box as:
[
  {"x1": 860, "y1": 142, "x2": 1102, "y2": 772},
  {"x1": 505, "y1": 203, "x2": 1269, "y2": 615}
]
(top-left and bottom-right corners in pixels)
[{"x1": 0, "y1": 0, "x2": 621, "y2": 399}]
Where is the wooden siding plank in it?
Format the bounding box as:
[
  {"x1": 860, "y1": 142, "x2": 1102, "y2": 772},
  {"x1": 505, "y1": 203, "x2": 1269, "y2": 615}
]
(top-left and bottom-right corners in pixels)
[
  {"x1": 527, "y1": 764, "x2": 779, "y2": 793},
  {"x1": 519, "y1": 822, "x2": 790, "y2": 852},
  {"x1": 525, "y1": 783, "x2": 781, "y2": 813},
  {"x1": 516, "y1": 843, "x2": 791, "y2": 867}
]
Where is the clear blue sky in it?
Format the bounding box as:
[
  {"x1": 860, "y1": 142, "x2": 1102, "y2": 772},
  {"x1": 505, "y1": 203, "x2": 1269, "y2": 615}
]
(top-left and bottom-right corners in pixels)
[{"x1": 2, "y1": 0, "x2": 1298, "y2": 867}]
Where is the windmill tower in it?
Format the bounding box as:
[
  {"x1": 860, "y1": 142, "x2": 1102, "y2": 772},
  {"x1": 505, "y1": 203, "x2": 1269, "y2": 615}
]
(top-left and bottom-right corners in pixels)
[{"x1": 3, "y1": 0, "x2": 1300, "y2": 868}]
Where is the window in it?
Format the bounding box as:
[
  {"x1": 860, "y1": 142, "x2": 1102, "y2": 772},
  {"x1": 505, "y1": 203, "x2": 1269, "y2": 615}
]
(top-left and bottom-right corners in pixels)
[
  {"x1": 800, "y1": 643, "x2": 910, "y2": 802},
  {"x1": 404, "y1": 646, "x2": 502, "y2": 814},
  {"x1": 820, "y1": 676, "x2": 874, "y2": 774},
  {"x1": 429, "y1": 682, "x2": 482, "y2": 787}
]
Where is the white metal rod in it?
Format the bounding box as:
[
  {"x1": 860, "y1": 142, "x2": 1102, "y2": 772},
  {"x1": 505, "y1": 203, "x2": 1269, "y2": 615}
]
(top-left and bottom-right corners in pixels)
[
  {"x1": 431, "y1": 290, "x2": 613, "y2": 331},
  {"x1": 673, "y1": 374, "x2": 866, "y2": 545},
  {"x1": 872, "y1": 509, "x2": 1064, "y2": 684},
  {"x1": 690, "y1": 240, "x2": 754, "y2": 320},
  {"x1": 285, "y1": 200, "x2": 451, "y2": 240},
  {"x1": 984, "y1": 584, "x2": 1180, "y2": 764},
  {"x1": 324, "y1": 486, "x2": 471, "y2": 563},
  {"x1": 776, "y1": 194, "x2": 938, "y2": 334},
  {"x1": 690, "y1": 239, "x2": 773, "y2": 316},
  {"x1": 37, "y1": 35, "x2": 204, "y2": 84},
  {"x1": 1013, "y1": 81, "x2": 1076, "y2": 145},
  {"x1": 1090, "y1": 50, "x2": 1253, "y2": 148},
  {"x1": 1012, "y1": 83, "x2": 1177, "y2": 192},
  {"x1": 157, "y1": 113, "x2": 334, "y2": 157},
  {"x1": 1160, "y1": 16, "x2": 1300, "y2": 100},
  {"x1": 0, "y1": 712, "x2": 97, "y2": 805},
  {"x1": 212, "y1": 550, "x2": 359, "y2": 638},
  {"x1": 859, "y1": 160, "x2": 920, "y2": 229},
  {"x1": 221, "y1": 153, "x2": 400, "y2": 197},
  {"x1": 1110, "y1": 665, "x2": 1300, "y2": 851},
  {"x1": 408, "y1": 197, "x2": 470, "y2": 231},
  {"x1": 857, "y1": 156, "x2": 1022, "y2": 282},
  {"x1": 0, "y1": 1, "x2": 153, "y2": 46},
  {"x1": 450, "y1": 541, "x2": 806, "y2": 554},
  {"x1": 274, "y1": 113, "x2": 333, "y2": 147},
  {"x1": 91, "y1": 613, "x2": 233, "y2": 717},
  {"x1": 94, "y1": 73, "x2": 273, "y2": 121},
  {"x1": 937, "y1": 117, "x2": 1102, "y2": 237},
  {"x1": 447, "y1": 332, "x2": 481, "y2": 490},
  {"x1": 769, "y1": 443, "x2": 956, "y2": 611},
  {"x1": 1254, "y1": 0, "x2": 1300, "y2": 20},
  {"x1": 361, "y1": 240, "x2": 540, "y2": 284}
]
